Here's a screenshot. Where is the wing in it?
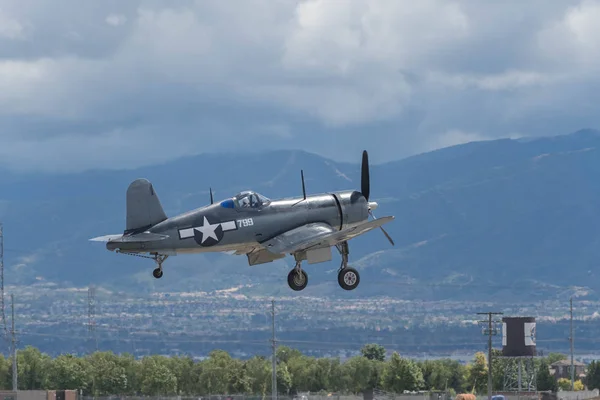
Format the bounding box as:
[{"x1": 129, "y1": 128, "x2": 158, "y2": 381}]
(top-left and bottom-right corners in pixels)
[
  {"x1": 89, "y1": 232, "x2": 169, "y2": 243},
  {"x1": 262, "y1": 216, "x2": 394, "y2": 255}
]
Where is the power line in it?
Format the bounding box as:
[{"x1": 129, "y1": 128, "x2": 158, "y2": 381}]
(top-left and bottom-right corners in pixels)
[{"x1": 477, "y1": 311, "x2": 503, "y2": 400}]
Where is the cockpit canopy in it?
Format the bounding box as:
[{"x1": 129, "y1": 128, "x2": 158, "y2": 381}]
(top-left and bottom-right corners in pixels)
[
  {"x1": 218, "y1": 190, "x2": 270, "y2": 209},
  {"x1": 235, "y1": 190, "x2": 270, "y2": 208}
]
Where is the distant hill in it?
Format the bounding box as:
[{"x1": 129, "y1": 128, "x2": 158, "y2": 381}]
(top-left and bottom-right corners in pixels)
[{"x1": 1, "y1": 129, "x2": 600, "y2": 301}]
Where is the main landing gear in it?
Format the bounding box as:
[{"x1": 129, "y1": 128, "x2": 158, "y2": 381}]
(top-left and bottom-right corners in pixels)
[
  {"x1": 287, "y1": 260, "x2": 308, "y2": 291},
  {"x1": 152, "y1": 254, "x2": 168, "y2": 279},
  {"x1": 286, "y1": 241, "x2": 360, "y2": 291},
  {"x1": 336, "y1": 241, "x2": 360, "y2": 291}
]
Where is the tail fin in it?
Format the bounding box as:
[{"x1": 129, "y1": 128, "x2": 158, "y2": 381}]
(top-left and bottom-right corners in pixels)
[{"x1": 124, "y1": 178, "x2": 168, "y2": 234}]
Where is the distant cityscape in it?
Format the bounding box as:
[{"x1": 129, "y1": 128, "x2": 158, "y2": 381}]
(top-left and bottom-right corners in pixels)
[{"x1": 3, "y1": 282, "x2": 599, "y2": 362}]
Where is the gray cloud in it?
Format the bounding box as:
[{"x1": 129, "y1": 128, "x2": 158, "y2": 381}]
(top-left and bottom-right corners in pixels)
[{"x1": 0, "y1": 0, "x2": 599, "y2": 172}]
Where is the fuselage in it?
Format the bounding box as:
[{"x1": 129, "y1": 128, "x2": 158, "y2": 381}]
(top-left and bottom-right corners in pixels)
[{"x1": 106, "y1": 190, "x2": 370, "y2": 254}]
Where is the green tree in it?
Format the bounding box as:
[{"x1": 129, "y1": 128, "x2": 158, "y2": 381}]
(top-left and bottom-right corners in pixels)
[
  {"x1": 276, "y1": 346, "x2": 303, "y2": 364},
  {"x1": 326, "y1": 357, "x2": 347, "y2": 392},
  {"x1": 420, "y1": 359, "x2": 466, "y2": 392},
  {"x1": 116, "y1": 353, "x2": 141, "y2": 395},
  {"x1": 586, "y1": 360, "x2": 600, "y2": 390},
  {"x1": 361, "y1": 344, "x2": 386, "y2": 362},
  {"x1": 198, "y1": 349, "x2": 247, "y2": 394},
  {"x1": 465, "y1": 352, "x2": 488, "y2": 394},
  {"x1": 47, "y1": 354, "x2": 90, "y2": 391},
  {"x1": 382, "y1": 352, "x2": 424, "y2": 393},
  {"x1": 343, "y1": 356, "x2": 378, "y2": 394},
  {"x1": 276, "y1": 362, "x2": 292, "y2": 394},
  {"x1": 17, "y1": 346, "x2": 51, "y2": 390},
  {"x1": 537, "y1": 359, "x2": 557, "y2": 392},
  {"x1": 87, "y1": 351, "x2": 129, "y2": 395},
  {"x1": 0, "y1": 354, "x2": 12, "y2": 390},
  {"x1": 139, "y1": 356, "x2": 178, "y2": 395},
  {"x1": 245, "y1": 356, "x2": 271, "y2": 395}
]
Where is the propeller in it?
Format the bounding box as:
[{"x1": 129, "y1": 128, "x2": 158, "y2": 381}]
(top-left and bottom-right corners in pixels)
[
  {"x1": 361, "y1": 150, "x2": 370, "y2": 202},
  {"x1": 361, "y1": 150, "x2": 395, "y2": 246}
]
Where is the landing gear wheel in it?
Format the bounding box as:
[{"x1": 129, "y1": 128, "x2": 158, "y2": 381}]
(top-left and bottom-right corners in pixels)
[
  {"x1": 338, "y1": 267, "x2": 360, "y2": 290},
  {"x1": 287, "y1": 268, "x2": 308, "y2": 291},
  {"x1": 151, "y1": 254, "x2": 168, "y2": 279}
]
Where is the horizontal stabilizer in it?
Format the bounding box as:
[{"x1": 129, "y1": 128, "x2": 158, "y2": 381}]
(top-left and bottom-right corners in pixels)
[
  {"x1": 89, "y1": 232, "x2": 169, "y2": 243},
  {"x1": 89, "y1": 234, "x2": 123, "y2": 242}
]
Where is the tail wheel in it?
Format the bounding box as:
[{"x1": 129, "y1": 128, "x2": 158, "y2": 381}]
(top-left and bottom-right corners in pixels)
[
  {"x1": 338, "y1": 267, "x2": 360, "y2": 290},
  {"x1": 287, "y1": 269, "x2": 308, "y2": 291}
]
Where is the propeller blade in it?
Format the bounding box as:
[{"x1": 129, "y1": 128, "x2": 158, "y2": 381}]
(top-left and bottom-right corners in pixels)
[
  {"x1": 379, "y1": 226, "x2": 395, "y2": 246},
  {"x1": 361, "y1": 150, "x2": 370, "y2": 201},
  {"x1": 369, "y1": 210, "x2": 395, "y2": 246}
]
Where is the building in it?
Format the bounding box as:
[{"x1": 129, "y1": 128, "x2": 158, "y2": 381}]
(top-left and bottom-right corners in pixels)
[{"x1": 550, "y1": 359, "x2": 587, "y2": 381}]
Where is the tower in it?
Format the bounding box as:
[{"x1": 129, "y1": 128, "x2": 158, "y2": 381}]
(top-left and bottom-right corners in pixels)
[{"x1": 501, "y1": 317, "x2": 537, "y2": 392}]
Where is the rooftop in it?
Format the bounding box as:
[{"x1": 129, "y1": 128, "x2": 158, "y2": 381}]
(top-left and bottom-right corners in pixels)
[{"x1": 551, "y1": 359, "x2": 586, "y2": 367}]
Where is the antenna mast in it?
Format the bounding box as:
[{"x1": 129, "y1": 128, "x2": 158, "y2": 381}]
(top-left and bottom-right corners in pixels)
[{"x1": 300, "y1": 170, "x2": 306, "y2": 199}]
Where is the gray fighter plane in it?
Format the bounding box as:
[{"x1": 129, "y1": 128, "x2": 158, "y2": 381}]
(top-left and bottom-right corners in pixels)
[{"x1": 90, "y1": 151, "x2": 394, "y2": 291}]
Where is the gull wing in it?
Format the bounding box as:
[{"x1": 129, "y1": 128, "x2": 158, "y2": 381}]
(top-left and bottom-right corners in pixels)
[{"x1": 262, "y1": 216, "x2": 394, "y2": 254}]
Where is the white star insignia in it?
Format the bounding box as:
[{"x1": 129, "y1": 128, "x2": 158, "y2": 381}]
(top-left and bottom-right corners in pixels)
[{"x1": 195, "y1": 216, "x2": 219, "y2": 243}]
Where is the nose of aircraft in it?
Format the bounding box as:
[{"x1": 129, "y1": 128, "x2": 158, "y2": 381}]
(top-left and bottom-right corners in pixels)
[{"x1": 368, "y1": 201, "x2": 378, "y2": 211}]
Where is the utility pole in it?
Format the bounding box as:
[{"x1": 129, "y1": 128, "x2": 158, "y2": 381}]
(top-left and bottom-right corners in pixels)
[
  {"x1": 271, "y1": 300, "x2": 277, "y2": 400},
  {"x1": 11, "y1": 293, "x2": 17, "y2": 392},
  {"x1": 570, "y1": 297, "x2": 574, "y2": 391},
  {"x1": 88, "y1": 285, "x2": 98, "y2": 352},
  {"x1": 0, "y1": 223, "x2": 7, "y2": 340},
  {"x1": 477, "y1": 311, "x2": 503, "y2": 400}
]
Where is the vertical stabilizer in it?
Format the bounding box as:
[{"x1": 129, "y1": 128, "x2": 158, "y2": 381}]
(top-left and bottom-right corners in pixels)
[{"x1": 125, "y1": 178, "x2": 168, "y2": 234}]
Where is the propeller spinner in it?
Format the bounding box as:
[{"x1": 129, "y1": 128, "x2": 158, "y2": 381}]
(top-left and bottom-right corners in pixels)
[{"x1": 361, "y1": 150, "x2": 395, "y2": 246}]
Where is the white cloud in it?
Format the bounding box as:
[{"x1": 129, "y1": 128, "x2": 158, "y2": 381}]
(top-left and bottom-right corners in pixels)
[
  {"x1": 0, "y1": 9, "x2": 25, "y2": 39},
  {"x1": 106, "y1": 14, "x2": 127, "y2": 26},
  {"x1": 0, "y1": 0, "x2": 599, "y2": 171},
  {"x1": 537, "y1": 0, "x2": 600, "y2": 73}
]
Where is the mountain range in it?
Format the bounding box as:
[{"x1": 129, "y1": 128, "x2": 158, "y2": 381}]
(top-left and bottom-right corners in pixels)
[{"x1": 2, "y1": 128, "x2": 600, "y2": 302}]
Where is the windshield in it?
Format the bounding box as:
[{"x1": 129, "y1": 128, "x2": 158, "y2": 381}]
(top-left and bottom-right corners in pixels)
[{"x1": 233, "y1": 190, "x2": 270, "y2": 209}]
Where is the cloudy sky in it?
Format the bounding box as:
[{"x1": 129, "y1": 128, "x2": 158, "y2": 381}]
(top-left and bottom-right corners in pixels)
[{"x1": 1, "y1": 0, "x2": 599, "y2": 173}]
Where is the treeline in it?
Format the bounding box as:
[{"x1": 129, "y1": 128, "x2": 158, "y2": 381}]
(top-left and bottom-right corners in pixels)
[{"x1": 0, "y1": 345, "x2": 596, "y2": 396}]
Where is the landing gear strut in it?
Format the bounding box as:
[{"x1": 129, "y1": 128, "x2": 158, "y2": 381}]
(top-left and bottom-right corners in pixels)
[
  {"x1": 336, "y1": 241, "x2": 360, "y2": 290},
  {"x1": 152, "y1": 254, "x2": 169, "y2": 279},
  {"x1": 287, "y1": 260, "x2": 308, "y2": 291}
]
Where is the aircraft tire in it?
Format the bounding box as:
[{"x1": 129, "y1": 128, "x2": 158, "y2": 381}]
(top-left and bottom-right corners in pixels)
[
  {"x1": 153, "y1": 268, "x2": 163, "y2": 279},
  {"x1": 287, "y1": 269, "x2": 308, "y2": 291},
  {"x1": 338, "y1": 267, "x2": 360, "y2": 290}
]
